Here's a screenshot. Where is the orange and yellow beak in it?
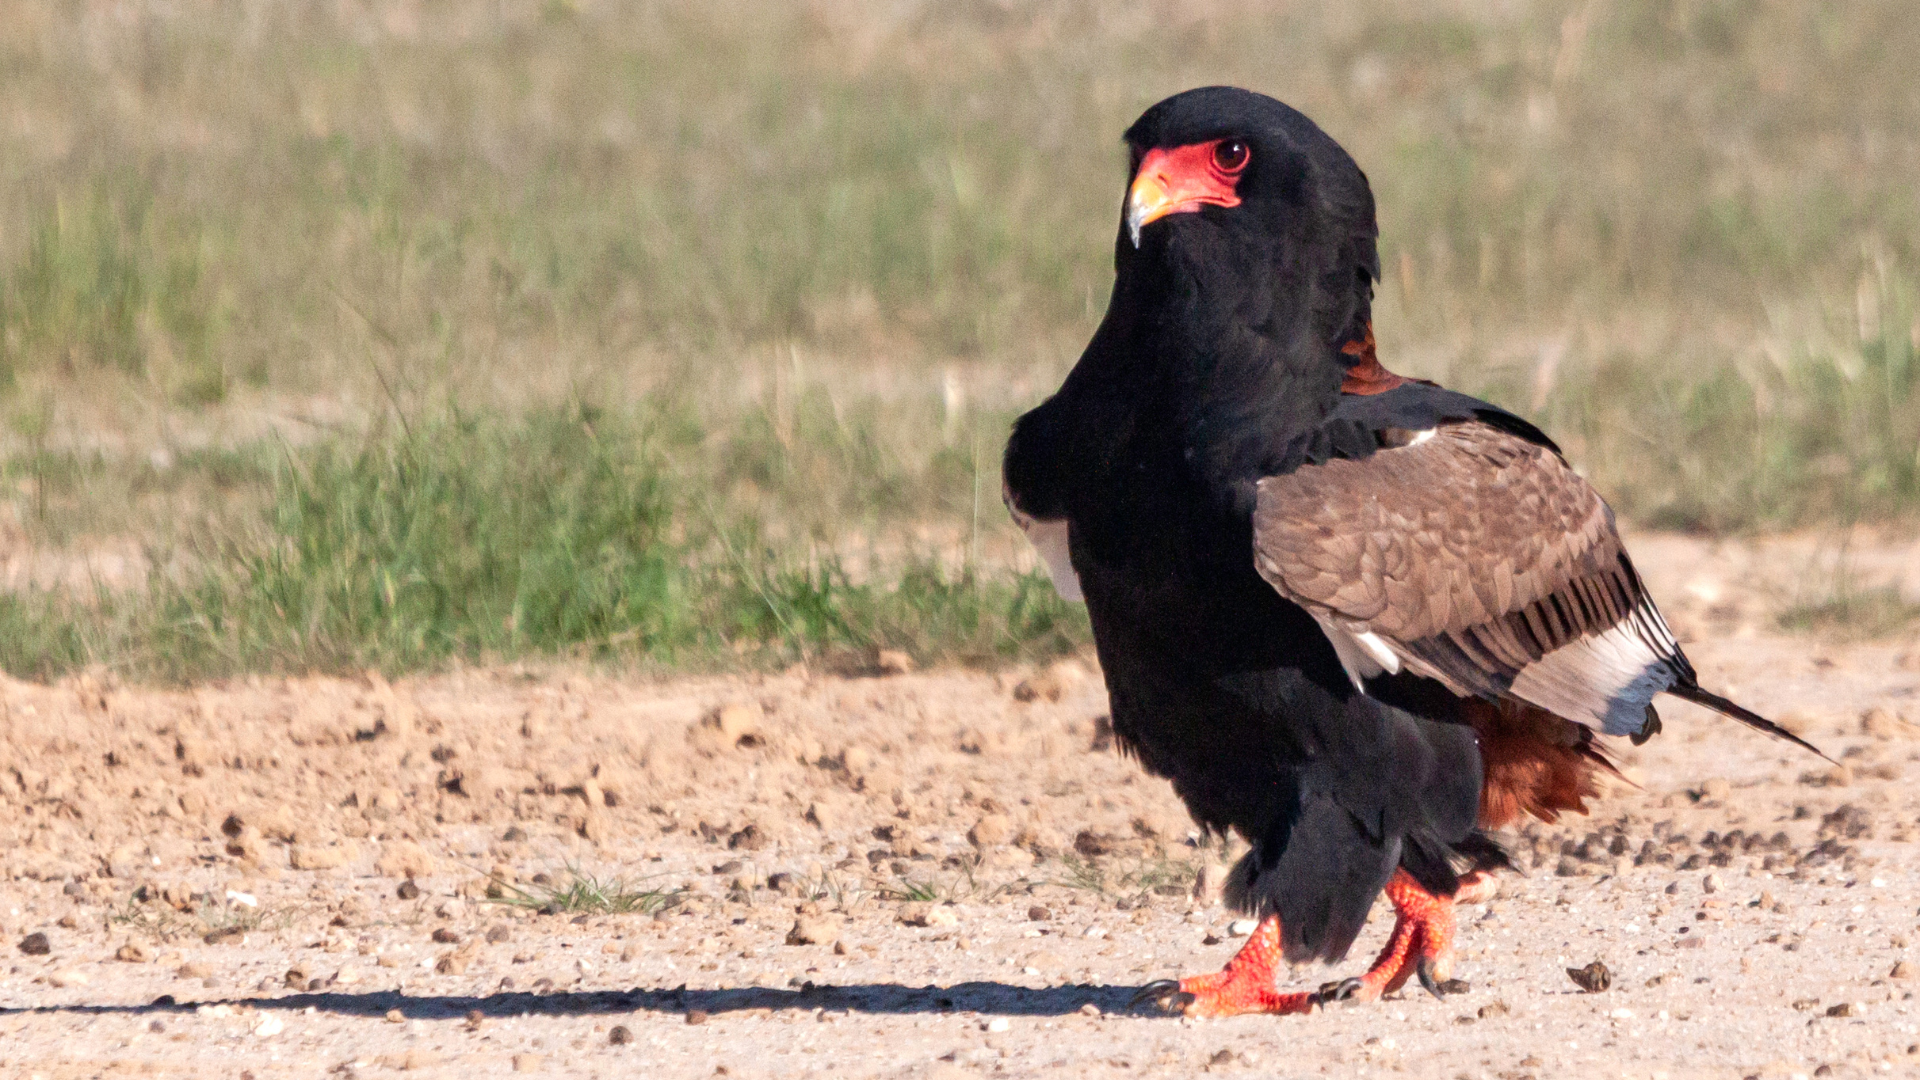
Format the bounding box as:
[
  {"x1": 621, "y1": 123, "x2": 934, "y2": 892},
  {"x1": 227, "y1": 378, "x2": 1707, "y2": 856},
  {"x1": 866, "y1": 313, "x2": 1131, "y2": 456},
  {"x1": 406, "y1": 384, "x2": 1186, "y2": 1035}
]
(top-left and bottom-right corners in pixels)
[{"x1": 1126, "y1": 140, "x2": 1245, "y2": 247}]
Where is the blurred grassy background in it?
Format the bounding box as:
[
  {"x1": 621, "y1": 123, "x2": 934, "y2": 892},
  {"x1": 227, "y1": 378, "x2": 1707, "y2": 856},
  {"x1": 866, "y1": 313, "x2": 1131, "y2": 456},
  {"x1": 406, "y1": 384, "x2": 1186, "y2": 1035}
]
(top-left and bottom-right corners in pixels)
[{"x1": 0, "y1": 0, "x2": 1915, "y2": 677}]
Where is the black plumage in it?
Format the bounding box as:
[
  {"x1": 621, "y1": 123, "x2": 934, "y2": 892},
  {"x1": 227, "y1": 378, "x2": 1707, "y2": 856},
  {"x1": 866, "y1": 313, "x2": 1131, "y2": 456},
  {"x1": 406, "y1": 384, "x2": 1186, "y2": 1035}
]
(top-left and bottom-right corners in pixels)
[
  {"x1": 1002, "y1": 86, "x2": 1813, "y2": 971},
  {"x1": 1004, "y1": 88, "x2": 1499, "y2": 963}
]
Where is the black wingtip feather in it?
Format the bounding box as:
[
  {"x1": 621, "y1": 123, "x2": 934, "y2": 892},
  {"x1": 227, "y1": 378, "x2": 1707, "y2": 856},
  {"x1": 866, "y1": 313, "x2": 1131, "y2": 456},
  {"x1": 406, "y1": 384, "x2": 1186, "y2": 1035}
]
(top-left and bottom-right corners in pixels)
[{"x1": 1666, "y1": 683, "x2": 1834, "y2": 764}]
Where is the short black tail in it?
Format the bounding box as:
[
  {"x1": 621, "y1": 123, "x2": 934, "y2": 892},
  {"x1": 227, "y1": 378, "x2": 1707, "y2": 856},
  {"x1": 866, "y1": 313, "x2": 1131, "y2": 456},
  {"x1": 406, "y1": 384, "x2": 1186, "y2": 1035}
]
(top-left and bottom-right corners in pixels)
[{"x1": 1666, "y1": 682, "x2": 1832, "y2": 763}]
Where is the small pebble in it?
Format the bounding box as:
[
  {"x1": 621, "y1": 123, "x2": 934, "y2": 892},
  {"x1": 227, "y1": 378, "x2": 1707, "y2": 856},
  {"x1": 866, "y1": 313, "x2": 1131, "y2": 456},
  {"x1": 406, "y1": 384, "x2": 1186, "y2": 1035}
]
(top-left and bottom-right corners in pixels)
[
  {"x1": 1227, "y1": 919, "x2": 1257, "y2": 937},
  {"x1": 1566, "y1": 960, "x2": 1612, "y2": 993},
  {"x1": 686, "y1": 1009, "x2": 709, "y2": 1025},
  {"x1": 18, "y1": 932, "x2": 50, "y2": 956},
  {"x1": 609, "y1": 1025, "x2": 633, "y2": 1045}
]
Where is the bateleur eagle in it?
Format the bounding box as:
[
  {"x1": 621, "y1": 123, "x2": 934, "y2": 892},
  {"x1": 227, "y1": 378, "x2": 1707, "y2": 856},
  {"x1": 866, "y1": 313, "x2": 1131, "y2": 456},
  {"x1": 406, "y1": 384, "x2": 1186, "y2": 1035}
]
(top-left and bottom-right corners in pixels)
[{"x1": 1001, "y1": 86, "x2": 1824, "y2": 1018}]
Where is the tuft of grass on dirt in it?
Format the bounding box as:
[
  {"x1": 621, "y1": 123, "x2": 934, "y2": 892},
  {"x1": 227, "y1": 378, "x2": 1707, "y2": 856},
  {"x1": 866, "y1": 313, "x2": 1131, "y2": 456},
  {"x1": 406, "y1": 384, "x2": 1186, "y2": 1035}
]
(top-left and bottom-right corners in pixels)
[
  {"x1": 1049, "y1": 851, "x2": 1202, "y2": 907},
  {"x1": 1051, "y1": 853, "x2": 1114, "y2": 897},
  {"x1": 110, "y1": 890, "x2": 300, "y2": 943},
  {"x1": 798, "y1": 866, "x2": 874, "y2": 910},
  {"x1": 875, "y1": 857, "x2": 1016, "y2": 906},
  {"x1": 487, "y1": 866, "x2": 680, "y2": 917}
]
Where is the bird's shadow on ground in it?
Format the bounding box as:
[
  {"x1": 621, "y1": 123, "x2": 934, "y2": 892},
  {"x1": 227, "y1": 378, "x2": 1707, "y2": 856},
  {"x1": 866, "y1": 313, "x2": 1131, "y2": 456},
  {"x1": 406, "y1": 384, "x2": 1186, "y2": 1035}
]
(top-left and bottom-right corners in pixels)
[{"x1": 1, "y1": 980, "x2": 1162, "y2": 1020}]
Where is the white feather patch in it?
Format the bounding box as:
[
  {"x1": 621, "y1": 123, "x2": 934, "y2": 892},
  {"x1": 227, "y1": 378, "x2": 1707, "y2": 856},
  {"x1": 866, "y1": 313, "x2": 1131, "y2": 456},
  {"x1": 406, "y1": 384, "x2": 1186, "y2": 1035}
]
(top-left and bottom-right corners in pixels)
[
  {"x1": 1508, "y1": 606, "x2": 1677, "y2": 735},
  {"x1": 1015, "y1": 515, "x2": 1082, "y2": 602},
  {"x1": 1313, "y1": 615, "x2": 1402, "y2": 689},
  {"x1": 1378, "y1": 426, "x2": 1438, "y2": 449}
]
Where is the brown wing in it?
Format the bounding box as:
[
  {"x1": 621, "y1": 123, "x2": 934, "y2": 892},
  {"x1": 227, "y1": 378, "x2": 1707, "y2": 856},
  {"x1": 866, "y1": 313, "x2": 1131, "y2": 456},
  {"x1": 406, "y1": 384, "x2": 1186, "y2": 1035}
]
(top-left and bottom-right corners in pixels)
[{"x1": 1252, "y1": 421, "x2": 1687, "y2": 738}]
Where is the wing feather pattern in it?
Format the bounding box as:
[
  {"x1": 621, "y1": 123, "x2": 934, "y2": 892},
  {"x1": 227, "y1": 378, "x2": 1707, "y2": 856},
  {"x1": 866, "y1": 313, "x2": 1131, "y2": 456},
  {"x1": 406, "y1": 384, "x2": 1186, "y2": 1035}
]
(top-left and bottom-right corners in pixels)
[{"x1": 1253, "y1": 421, "x2": 1682, "y2": 738}]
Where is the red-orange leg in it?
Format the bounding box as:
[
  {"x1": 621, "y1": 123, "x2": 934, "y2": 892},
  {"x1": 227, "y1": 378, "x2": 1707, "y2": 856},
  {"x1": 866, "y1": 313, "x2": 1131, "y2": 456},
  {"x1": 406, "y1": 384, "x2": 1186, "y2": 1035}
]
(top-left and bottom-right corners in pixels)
[
  {"x1": 1131, "y1": 915, "x2": 1316, "y2": 1018},
  {"x1": 1136, "y1": 871, "x2": 1498, "y2": 1016},
  {"x1": 1320, "y1": 869, "x2": 1495, "y2": 1004}
]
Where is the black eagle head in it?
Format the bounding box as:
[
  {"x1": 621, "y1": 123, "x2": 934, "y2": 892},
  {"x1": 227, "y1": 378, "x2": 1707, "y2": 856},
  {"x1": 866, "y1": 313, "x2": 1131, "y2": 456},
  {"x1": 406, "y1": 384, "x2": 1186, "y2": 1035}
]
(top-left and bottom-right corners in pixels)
[{"x1": 1119, "y1": 87, "x2": 1381, "y2": 356}]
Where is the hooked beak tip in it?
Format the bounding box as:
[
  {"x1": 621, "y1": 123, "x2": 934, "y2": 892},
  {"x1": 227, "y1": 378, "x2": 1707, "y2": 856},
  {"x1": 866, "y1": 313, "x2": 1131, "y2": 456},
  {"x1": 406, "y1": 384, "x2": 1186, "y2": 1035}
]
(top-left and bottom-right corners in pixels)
[{"x1": 1125, "y1": 171, "x2": 1166, "y2": 249}]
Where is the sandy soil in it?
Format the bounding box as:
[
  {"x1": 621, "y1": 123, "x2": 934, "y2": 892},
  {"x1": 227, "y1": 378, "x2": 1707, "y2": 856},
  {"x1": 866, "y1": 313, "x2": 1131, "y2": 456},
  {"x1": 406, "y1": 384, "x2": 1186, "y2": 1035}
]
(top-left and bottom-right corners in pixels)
[{"x1": 3, "y1": 532, "x2": 1920, "y2": 1080}]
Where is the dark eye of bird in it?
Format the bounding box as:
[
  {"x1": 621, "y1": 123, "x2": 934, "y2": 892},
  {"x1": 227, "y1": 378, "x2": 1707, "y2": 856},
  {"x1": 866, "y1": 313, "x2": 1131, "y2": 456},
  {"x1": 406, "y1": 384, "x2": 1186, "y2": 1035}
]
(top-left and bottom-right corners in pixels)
[{"x1": 1213, "y1": 139, "x2": 1249, "y2": 172}]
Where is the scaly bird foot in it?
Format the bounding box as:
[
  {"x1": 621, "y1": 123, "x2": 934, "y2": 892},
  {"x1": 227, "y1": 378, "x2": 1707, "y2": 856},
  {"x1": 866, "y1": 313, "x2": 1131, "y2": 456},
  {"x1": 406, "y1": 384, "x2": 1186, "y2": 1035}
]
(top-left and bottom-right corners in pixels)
[
  {"x1": 1138, "y1": 915, "x2": 1316, "y2": 1018},
  {"x1": 1340, "y1": 871, "x2": 1471, "y2": 1003},
  {"x1": 1143, "y1": 871, "x2": 1490, "y2": 1016}
]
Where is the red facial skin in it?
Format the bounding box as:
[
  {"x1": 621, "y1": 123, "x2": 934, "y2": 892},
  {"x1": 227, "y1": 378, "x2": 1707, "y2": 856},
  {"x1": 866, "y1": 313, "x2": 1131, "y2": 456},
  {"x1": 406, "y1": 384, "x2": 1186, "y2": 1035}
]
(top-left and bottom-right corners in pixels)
[{"x1": 1127, "y1": 138, "x2": 1248, "y2": 245}]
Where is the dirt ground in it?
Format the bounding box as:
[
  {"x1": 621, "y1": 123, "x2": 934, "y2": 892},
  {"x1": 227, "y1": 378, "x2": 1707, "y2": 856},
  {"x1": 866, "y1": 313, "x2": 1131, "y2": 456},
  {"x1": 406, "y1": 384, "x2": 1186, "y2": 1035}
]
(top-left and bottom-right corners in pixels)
[{"x1": 3, "y1": 531, "x2": 1920, "y2": 1080}]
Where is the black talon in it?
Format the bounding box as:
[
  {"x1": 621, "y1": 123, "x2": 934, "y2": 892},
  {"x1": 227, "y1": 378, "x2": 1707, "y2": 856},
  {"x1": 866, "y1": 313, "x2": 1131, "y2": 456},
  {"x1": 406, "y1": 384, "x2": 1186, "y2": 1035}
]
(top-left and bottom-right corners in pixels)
[
  {"x1": 1317, "y1": 977, "x2": 1365, "y2": 1004},
  {"x1": 1130, "y1": 979, "x2": 1187, "y2": 1011},
  {"x1": 1417, "y1": 958, "x2": 1442, "y2": 999},
  {"x1": 1415, "y1": 959, "x2": 1468, "y2": 1000}
]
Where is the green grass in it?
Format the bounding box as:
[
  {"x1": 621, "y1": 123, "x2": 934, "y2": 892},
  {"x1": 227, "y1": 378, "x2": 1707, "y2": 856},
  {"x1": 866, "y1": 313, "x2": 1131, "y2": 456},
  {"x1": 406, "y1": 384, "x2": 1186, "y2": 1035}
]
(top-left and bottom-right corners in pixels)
[
  {"x1": 0, "y1": 406, "x2": 1089, "y2": 680},
  {"x1": 487, "y1": 865, "x2": 681, "y2": 917},
  {"x1": 0, "y1": 186, "x2": 225, "y2": 399},
  {"x1": 0, "y1": 3, "x2": 1917, "y2": 677}
]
